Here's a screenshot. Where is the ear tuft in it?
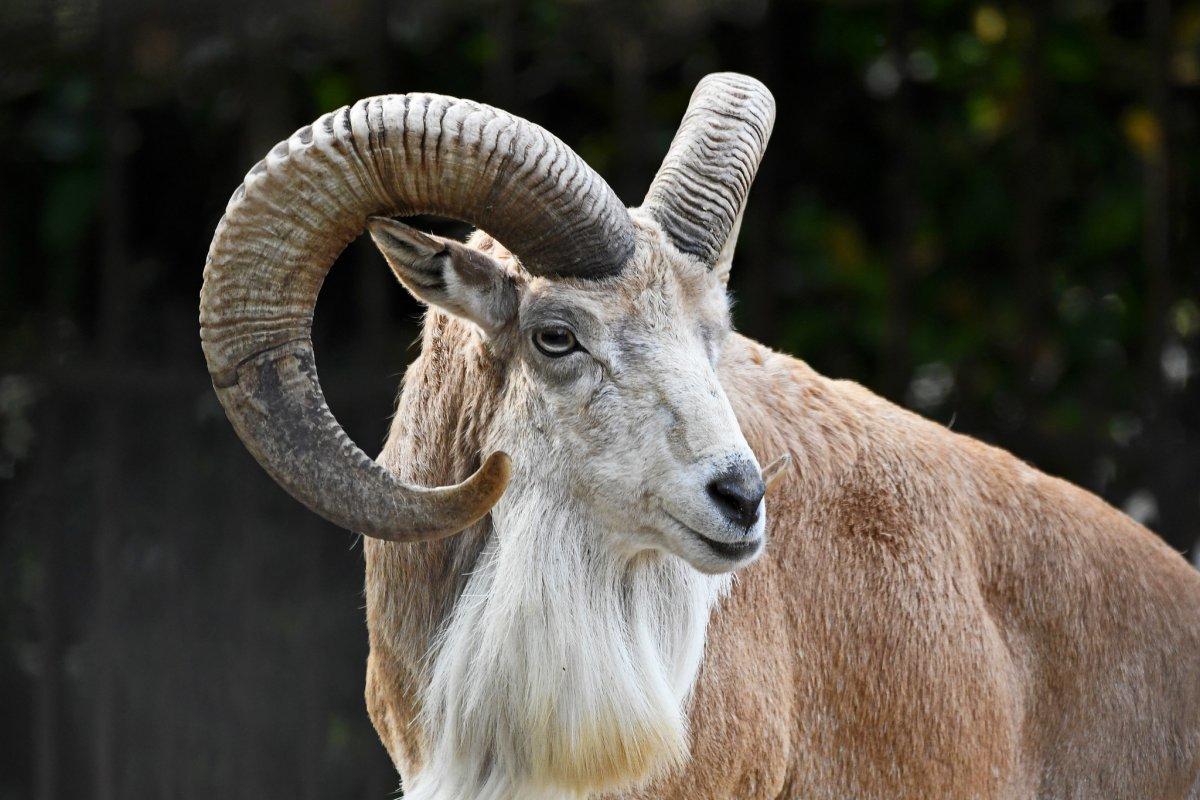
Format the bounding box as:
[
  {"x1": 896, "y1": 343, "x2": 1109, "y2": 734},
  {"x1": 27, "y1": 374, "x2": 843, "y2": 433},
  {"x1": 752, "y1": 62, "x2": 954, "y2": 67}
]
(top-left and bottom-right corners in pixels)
[
  {"x1": 367, "y1": 215, "x2": 441, "y2": 253},
  {"x1": 368, "y1": 217, "x2": 450, "y2": 292},
  {"x1": 367, "y1": 216, "x2": 517, "y2": 333}
]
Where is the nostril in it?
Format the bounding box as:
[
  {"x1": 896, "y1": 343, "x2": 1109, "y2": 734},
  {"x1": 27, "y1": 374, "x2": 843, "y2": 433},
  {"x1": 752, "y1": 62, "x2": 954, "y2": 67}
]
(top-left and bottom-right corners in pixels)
[{"x1": 706, "y1": 464, "x2": 766, "y2": 528}]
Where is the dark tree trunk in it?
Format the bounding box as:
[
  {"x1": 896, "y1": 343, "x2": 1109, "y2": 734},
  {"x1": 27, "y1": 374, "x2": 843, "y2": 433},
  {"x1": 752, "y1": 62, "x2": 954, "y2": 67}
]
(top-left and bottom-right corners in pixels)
[
  {"x1": 484, "y1": 0, "x2": 517, "y2": 109},
  {"x1": 1142, "y1": 0, "x2": 1172, "y2": 400},
  {"x1": 611, "y1": 29, "x2": 648, "y2": 204},
  {"x1": 354, "y1": 0, "x2": 396, "y2": 445},
  {"x1": 93, "y1": 0, "x2": 135, "y2": 796},
  {"x1": 1014, "y1": 2, "x2": 1048, "y2": 380},
  {"x1": 882, "y1": 0, "x2": 918, "y2": 401},
  {"x1": 734, "y1": 0, "x2": 783, "y2": 346}
]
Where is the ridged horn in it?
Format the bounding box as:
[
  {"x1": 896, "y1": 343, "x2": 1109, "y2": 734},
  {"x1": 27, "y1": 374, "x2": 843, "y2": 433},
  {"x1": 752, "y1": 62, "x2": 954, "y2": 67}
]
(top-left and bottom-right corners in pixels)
[
  {"x1": 643, "y1": 73, "x2": 775, "y2": 267},
  {"x1": 199, "y1": 94, "x2": 634, "y2": 541}
]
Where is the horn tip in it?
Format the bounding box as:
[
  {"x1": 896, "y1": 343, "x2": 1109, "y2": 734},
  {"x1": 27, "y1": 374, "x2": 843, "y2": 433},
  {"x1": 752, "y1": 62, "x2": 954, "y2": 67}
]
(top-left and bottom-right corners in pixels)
[{"x1": 479, "y1": 451, "x2": 513, "y2": 492}]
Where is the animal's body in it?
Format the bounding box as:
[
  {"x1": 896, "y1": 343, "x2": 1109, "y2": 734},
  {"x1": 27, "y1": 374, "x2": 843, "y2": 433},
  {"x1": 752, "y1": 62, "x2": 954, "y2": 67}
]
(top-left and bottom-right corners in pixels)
[
  {"x1": 366, "y1": 298, "x2": 1200, "y2": 800},
  {"x1": 200, "y1": 73, "x2": 1200, "y2": 799}
]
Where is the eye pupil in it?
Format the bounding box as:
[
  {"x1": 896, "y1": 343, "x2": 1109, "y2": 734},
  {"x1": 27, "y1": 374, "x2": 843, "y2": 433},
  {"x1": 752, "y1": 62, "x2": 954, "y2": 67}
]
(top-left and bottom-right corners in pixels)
[{"x1": 534, "y1": 326, "x2": 577, "y2": 357}]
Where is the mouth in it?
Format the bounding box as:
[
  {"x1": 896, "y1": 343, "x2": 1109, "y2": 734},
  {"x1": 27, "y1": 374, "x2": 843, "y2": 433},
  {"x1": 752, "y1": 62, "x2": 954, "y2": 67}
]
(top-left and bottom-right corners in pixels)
[
  {"x1": 693, "y1": 531, "x2": 761, "y2": 560},
  {"x1": 665, "y1": 512, "x2": 762, "y2": 561}
]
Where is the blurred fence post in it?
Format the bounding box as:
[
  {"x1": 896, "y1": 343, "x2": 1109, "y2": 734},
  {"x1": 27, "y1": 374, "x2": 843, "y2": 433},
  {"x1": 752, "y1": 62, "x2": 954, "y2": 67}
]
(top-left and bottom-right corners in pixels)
[
  {"x1": 33, "y1": 401, "x2": 63, "y2": 800},
  {"x1": 93, "y1": 0, "x2": 134, "y2": 796}
]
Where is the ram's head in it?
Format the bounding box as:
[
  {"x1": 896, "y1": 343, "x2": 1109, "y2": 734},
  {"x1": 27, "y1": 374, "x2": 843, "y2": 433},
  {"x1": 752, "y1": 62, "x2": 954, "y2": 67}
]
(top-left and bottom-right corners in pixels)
[{"x1": 200, "y1": 73, "x2": 775, "y2": 574}]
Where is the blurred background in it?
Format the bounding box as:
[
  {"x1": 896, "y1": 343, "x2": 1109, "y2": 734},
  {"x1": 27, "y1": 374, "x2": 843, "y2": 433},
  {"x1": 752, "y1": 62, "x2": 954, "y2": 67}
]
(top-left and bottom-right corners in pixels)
[{"x1": 1, "y1": 0, "x2": 1198, "y2": 796}]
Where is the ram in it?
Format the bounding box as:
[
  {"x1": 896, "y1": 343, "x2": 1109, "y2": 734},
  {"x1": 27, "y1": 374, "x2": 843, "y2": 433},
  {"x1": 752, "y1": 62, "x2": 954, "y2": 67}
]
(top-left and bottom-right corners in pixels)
[{"x1": 200, "y1": 74, "x2": 1200, "y2": 799}]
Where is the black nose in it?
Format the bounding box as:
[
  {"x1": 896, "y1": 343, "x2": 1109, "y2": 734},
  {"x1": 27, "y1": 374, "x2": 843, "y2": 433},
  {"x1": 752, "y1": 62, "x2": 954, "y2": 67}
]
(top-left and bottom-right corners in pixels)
[{"x1": 706, "y1": 461, "x2": 765, "y2": 529}]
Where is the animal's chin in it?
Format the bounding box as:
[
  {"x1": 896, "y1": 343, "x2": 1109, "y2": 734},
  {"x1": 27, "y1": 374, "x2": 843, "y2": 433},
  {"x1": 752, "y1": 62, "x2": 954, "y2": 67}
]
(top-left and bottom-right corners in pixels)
[
  {"x1": 661, "y1": 513, "x2": 765, "y2": 575},
  {"x1": 691, "y1": 529, "x2": 763, "y2": 560}
]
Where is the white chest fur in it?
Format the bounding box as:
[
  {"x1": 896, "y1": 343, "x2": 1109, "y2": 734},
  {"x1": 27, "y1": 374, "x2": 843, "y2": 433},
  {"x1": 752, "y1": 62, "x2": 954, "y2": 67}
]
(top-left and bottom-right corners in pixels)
[{"x1": 404, "y1": 493, "x2": 729, "y2": 800}]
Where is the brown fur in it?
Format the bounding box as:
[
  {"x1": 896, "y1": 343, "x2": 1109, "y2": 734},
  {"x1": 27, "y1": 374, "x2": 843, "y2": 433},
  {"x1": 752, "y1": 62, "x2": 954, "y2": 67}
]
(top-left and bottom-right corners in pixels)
[{"x1": 365, "y1": 316, "x2": 1200, "y2": 799}]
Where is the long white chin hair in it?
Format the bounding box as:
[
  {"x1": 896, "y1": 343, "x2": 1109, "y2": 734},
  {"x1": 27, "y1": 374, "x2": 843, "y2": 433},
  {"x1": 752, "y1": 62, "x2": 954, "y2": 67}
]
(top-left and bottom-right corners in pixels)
[{"x1": 404, "y1": 484, "x2": 729, "y2": 800}]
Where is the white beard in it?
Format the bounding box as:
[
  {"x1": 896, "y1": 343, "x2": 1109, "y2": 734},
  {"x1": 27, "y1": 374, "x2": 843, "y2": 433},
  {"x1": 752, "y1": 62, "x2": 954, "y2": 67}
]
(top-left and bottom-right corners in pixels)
[{"x1": 404, "y1": 484, "x2": 729, "y2": 800}]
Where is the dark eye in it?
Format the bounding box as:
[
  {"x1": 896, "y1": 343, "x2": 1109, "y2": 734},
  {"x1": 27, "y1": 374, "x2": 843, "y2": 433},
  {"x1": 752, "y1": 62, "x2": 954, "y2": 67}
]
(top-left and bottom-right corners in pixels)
[{"x1": 533, "y1": 325, "x2": 578, "y2": 357}]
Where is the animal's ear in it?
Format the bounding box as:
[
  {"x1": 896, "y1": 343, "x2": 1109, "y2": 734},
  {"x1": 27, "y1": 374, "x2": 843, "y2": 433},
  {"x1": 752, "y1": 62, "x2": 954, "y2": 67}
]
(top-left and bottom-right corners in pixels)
[{"x1": 367, "y1": 217, "x2": 518, "y2": 333}]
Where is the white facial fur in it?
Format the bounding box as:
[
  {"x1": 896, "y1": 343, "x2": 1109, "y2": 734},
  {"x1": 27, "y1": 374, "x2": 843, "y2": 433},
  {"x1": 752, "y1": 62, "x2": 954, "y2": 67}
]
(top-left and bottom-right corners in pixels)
[{"x1": 373, "y1": 212, "x2": 764, "y2": 797}]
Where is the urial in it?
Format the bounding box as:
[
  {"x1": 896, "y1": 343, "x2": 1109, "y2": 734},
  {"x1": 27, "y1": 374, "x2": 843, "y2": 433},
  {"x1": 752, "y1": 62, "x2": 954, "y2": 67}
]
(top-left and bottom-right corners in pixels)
[{"x1": 201, "y1": 74, "x2": 1200, "y2": 799}]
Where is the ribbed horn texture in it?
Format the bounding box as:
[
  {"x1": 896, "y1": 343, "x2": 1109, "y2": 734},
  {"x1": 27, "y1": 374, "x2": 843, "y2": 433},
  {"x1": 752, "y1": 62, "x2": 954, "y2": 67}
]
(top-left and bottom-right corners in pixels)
[
  {"x1": 643, "y1": 73, "x2": 775, "y2": 267},
  {"x1": 200, "y1": 94, "x2": 632, "y2": 541}
]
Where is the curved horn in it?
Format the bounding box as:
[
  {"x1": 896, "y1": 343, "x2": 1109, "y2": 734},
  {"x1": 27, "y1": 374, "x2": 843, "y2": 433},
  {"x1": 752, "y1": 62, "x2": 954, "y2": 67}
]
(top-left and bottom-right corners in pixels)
[
  {"x1": 643, "y1": 73, "x2": 775, "y2": 266},
  {"x1": 200, "y1": 94, "x2": 634, "y2": 541}
]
